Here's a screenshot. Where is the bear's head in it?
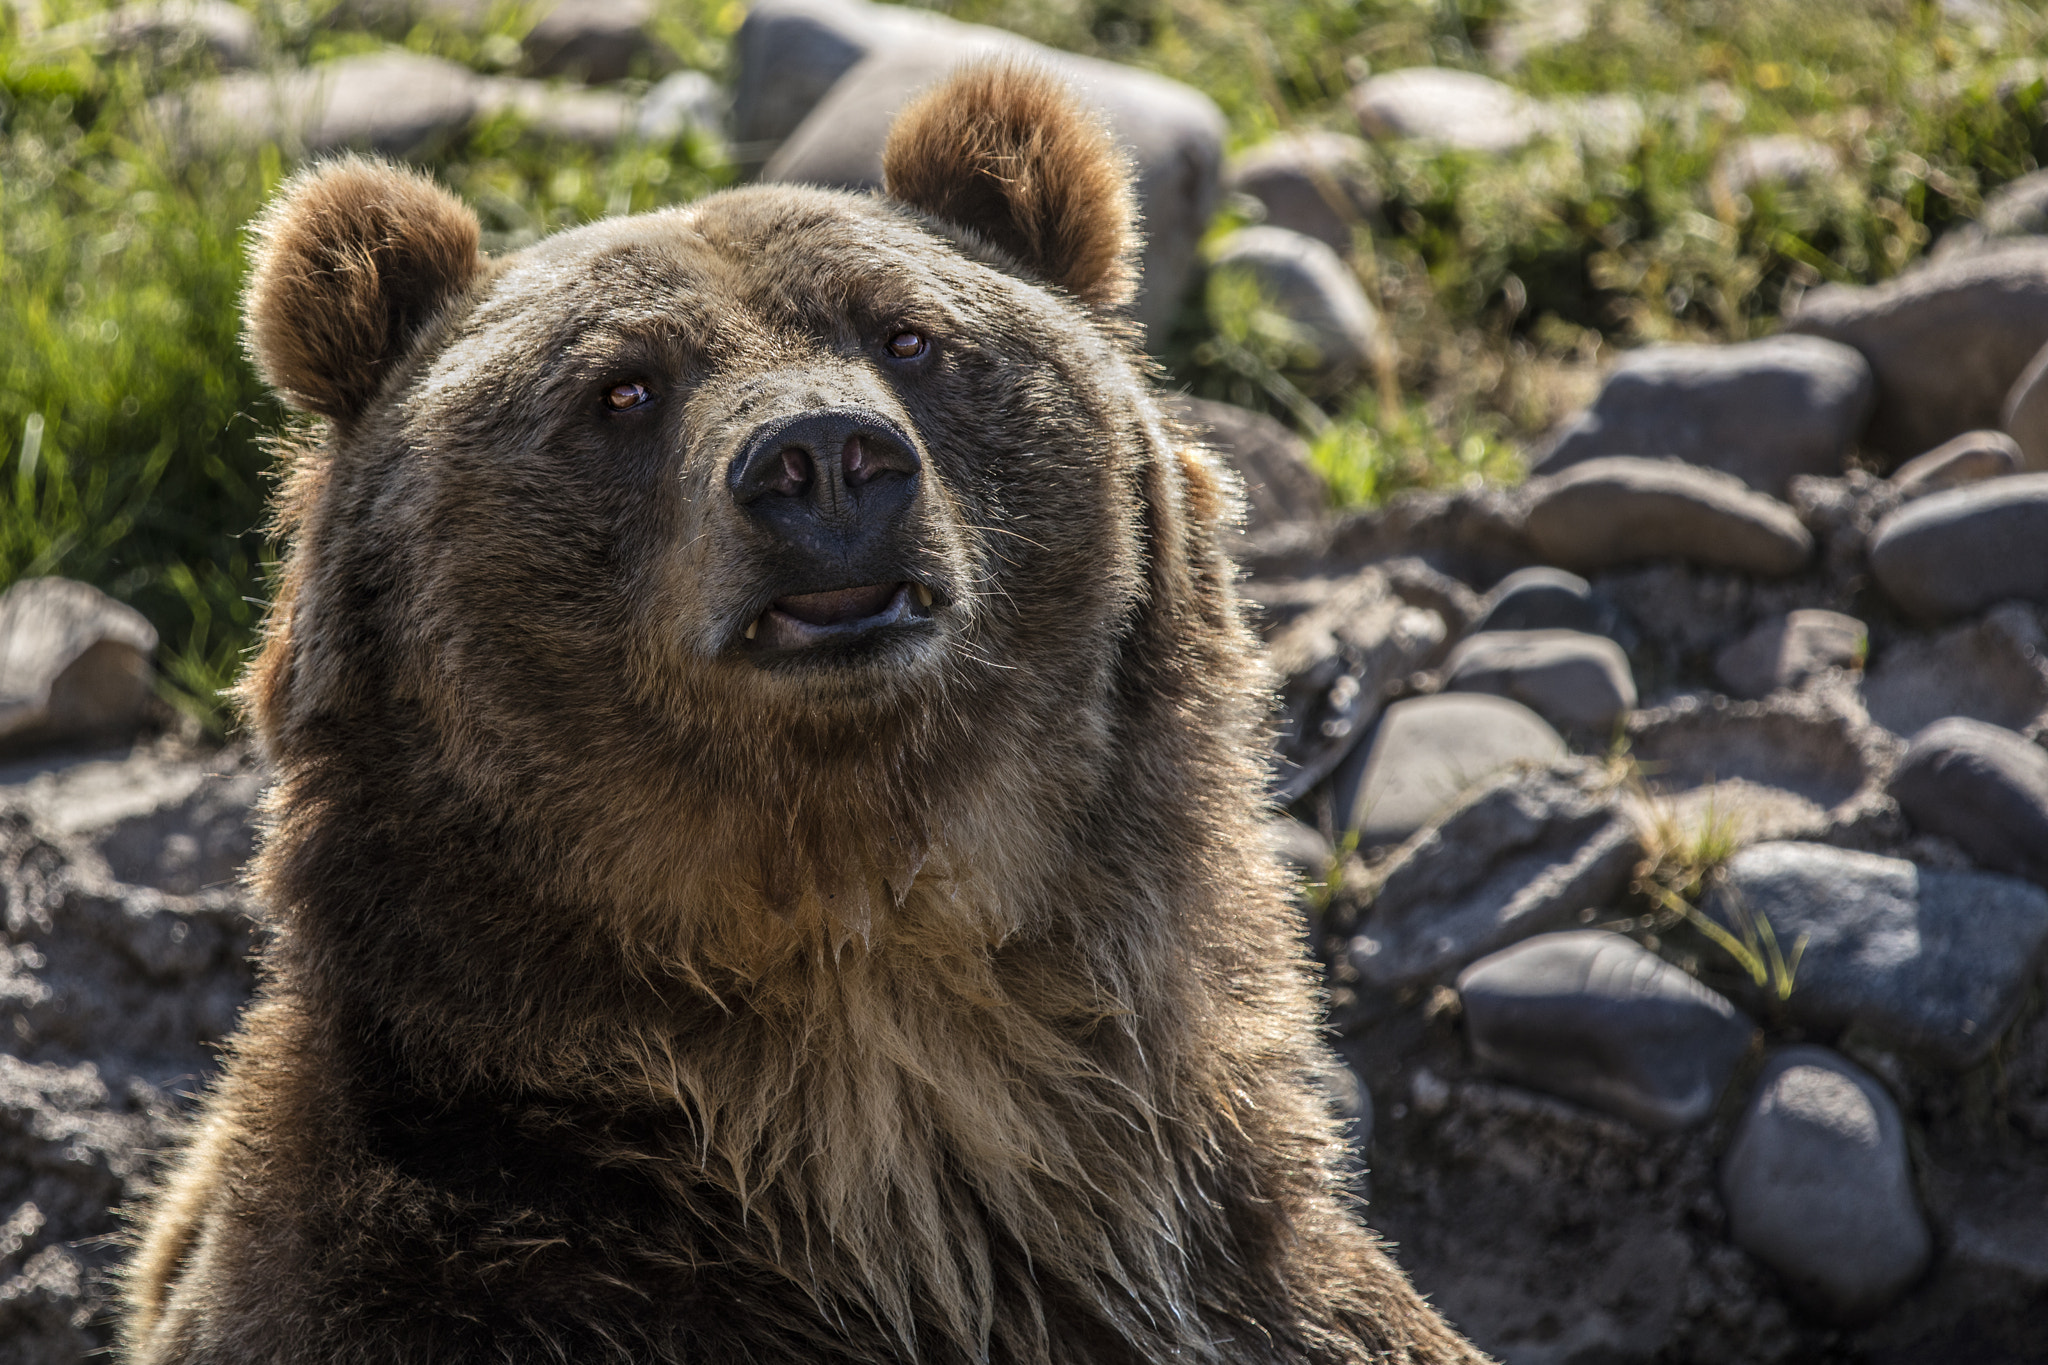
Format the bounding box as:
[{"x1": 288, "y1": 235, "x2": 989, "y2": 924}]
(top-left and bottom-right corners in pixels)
[{"x1": 238, "y1": 64, "x2": 1242, "y2": 955}]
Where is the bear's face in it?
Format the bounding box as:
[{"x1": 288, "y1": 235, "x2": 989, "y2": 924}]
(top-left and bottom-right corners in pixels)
[{"x1": 239, "y1": 65, "x2": 1213, "y2": 925}]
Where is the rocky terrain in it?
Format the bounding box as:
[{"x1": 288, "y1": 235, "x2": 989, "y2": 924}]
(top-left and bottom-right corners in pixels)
[{"x1": 6, "y1": 1, "x2": 2048, "y2": 1362}]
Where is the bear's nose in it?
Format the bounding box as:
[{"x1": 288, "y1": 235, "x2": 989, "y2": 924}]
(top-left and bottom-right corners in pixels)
[{"x1": 728, "y1": 410, "x2": 921, "y2": 541}]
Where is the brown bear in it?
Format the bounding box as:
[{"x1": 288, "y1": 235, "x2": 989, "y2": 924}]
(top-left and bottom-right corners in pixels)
[{"x1": 118, "y1": 63, "x2": 1487, "y2": 1365}]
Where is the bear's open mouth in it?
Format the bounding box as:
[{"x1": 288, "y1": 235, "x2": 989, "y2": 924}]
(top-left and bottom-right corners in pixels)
[{"x1": 743, "y1": 580, "x2": 937, "y2": 654}]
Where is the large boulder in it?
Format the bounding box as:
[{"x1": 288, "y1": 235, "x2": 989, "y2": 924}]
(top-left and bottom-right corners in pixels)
[
  {"x1": 1207, "y1": 226, "x2": 1383, "y2": 387},
  {"x1": 1532, "y1": 336, "x2": 1874, "y2": 496},
  {"x1": 1711, "y1": 841, "x2": 2048, "y2": 1068},
  {"x1": 0, "y1": 580, "x2": 158, "y2": 759},
  {"x1": 750, "y1": 1, "x2": 1224, "y2": 351},
  {"x1": 1350, "y1": 67, "x2": 1543, "y2": 154},
  {"x1": 1786, "y1": 242, "x2": 2048, "y2": 462},
  {"x1": 1520, "y1": 457, "x2": 1813, "y2": 577},
  {"x1": 1721, "y1": 1047, "x2": 1931, "y2": 1323},
  {"x1": 1866, "y1": 473, "x2": 2048, "y2": 620},
  {"x1": 521, "y1": 0, "x2": 670, "y2": 83},
  {"x1": 1458, "y1": 930, "x2": 1756, "y2": 1130}
]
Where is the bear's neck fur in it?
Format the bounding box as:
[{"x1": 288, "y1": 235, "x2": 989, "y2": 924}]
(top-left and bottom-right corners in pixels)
[{"x1": 240, "y1": 532, "x2": 1316, "y2": 1361}]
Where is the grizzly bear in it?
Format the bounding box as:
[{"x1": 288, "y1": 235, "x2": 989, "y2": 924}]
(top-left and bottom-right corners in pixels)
[{"x1": 118, "y1": 63, "x2": 1487, "y2": 1365}]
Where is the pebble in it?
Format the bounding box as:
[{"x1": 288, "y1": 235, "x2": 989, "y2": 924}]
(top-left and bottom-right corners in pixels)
[
  {"x1": 1532, "y1": 336, "x2": 1874, "y2": 496},
  {"x1": 1712, "y1": 134, "x2": 1841, "y2": 197},
  {"x1": 760, "y1": 39, "x2": 1225, "y2": 351},
  {"x1": 1713, "y1": 609, "x2": 1864, "y2": 700},
  {"x1": 1441, "y1": 629, "x2": 1637, "y2": 737},
  {"x1": 1711, "y1": 841, "x2": 2048, "y2": 1067},
  {"x1": 1470, "y1": 566, "x2": 1603, "y2": 635},
  {"x1": 1350, "y1": 67, "x2": 1543, "y2": 154},
  {"x1": 1207, "y1": 226, "x2": 1384, "y2": 386},
  {"x1": 1888, "y1": 717, "x2": 2048, "y2": 889},
  {"x1": 1345, "y1": 762, "x2": 1641, "y2": 989},
  {"x1": 1866, "y1": 472, "x2": 2048, "y2": 620},
  {"x1": 521, "y1": 0, "x2": 666, "y2": 83},
  {"x1": 1860, "y1": 605, "x2": 2048, "y2": 736},
  {"x1": 1720, "y1": 1047, "x2": 1931, "y2": 1323},
  {"x1": 1999, "y1": 338, "x2": 2048, "y2": 472},
  {"x1": 1521, "y1": 457, "x2": 1813, "y2": 577},
  {"x1": 0, "y1": 579, "x2": 158, "y2": 760},
  {"x1": 1458, "y1": 931, "x2": 1756, "y2": 1130},
  {"x1": 1333, "y1": 692, "x2": 1566, "y2": 848},
  {"x1": 1889, "y1": 429, "x2": 2022, "y2": 498},
  {"x1": 1224, "y1": 131, "x2": 1379, "y2": 254},
  {"x1": 1166, "y1": 396, "x2": 1328, "y2": 534},
  {"x1": 1787, "y1": 241, "x2": 2048, "y2": 461}
]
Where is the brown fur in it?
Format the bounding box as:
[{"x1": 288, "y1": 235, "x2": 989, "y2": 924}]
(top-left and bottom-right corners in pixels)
[
  {"x1": 119, "y1": 63, "x2": 1488, "y2": 1365},
  {"x1": 884, "y1": 63, "x2": 1136, "y2": 310}
]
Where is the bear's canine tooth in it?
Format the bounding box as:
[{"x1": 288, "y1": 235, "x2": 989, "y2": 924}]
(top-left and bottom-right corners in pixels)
[
  {"x1": 745, "y1": 619, "x2": 759, "y2": 640},
  {"x1": 914, "y1": 583, "x2": 934, "y2": 608}
]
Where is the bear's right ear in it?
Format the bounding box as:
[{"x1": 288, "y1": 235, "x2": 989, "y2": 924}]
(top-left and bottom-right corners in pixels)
[
  {"x1": 883, "y1": 62, "x2": 1137, "y2": 311},
  {"x1": 244, "y1": 157, "x2": 483, "y2": 424}
]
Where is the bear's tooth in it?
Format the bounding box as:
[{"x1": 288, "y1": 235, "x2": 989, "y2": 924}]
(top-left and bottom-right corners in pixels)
[
  {"x1": 914, "y1": 584, "x2": 934, "y2": 608},
  {"x1": 745, "y1": 619, "x2": 759, "y2": 640}
]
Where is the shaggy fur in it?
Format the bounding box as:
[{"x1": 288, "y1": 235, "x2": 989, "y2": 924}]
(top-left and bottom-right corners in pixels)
[{"x1": 119, "y1": 63, "x2": 1488, "y2": 1365}]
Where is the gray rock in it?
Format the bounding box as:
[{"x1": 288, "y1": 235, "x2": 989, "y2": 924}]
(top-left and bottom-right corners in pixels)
[
  {"x1": 1712, "y1": 134, "x2": 1841, "y2": 196},
  {"x1": 1346, "y1": 762, "x2": 1641, "y2": 989},
  {"x1": 1714, "y1": 609, "x2": 1865, "y2": 700},
  {"x1": 1166, "y1": 397, "x2": 1328, "y2": 534},
  {"x1": 1224, "y1": 131, "x2": 1379, "y2": 253},
  {"x1": 1265, "y1": 817, "x2": 1333, "y2": 881},
  {"x1": 1925, "y1": 1168, "x2": 2048, "y2": 1294},
  {"x1": 1888, "y1": 716, "x2": 2048, "y2": 888},
  {"x1": 1266, "y1": 568, "x2": 1449, "y2": 804},
  {"x1": 1520, "y1": 457, "x2": 1814, "y2": 577},
  {"x1": 2000, "y1": 337, "x2": 2048, "y2": 472},
  {"x1": 1484, "y1": 0, "x2": 1590, "y2": 68},
  {"x1": 1625, "y1": 692, "x2": 1894, "y2": 847},
  {"x1": 522, "y1": 0, "x2": 667, "y2": 83},
  {"x1": 1787, "y1": 241, "x2": 2048, "y2": 461},
  {"x1": 1932, "y1": 167, "x2": 2048, "y2": 261},
  {"x1": 1350, "y1": 67, "x2": 1543, "y2": 154},
  {"x1": 1867, "y1": 473, "x2": 2048, "y2": 620},
  {"x1": 761, "y1": 39, "x2": 1225, "y2": 352},
  {"x1": 730, "y1": 0, "x2": 957, "y2": 152},
  {"x1": 1458, "y1": 930, "x2": 1756, "y2": 1130},
  {"x1": 478, "y1": 78, "x2": 636, "y2": 146},
  {"x1": 168, "y1": 50, "x2": 486, "y2": 155},
  {"x1": 1441, "y1": 629, "x2": 1636, "y2": 737},
  {"x1": 1890, "y1": 429, "x2": 2022, "y2": 498},
  {"x1": 636, "y1": 70, "x2": 725, "y2": 143},
  {"x1": 1721, "y1": 1047, "x2": 1931, "y2": 1322},
  {"x1": 1208, "y1": 226, "x2": 1383, "y2": 387},
  {"x1": 1471, "y1": 566, "x2": 1602, "y2": 635},
  {"x1": 1532, "y1": 337, "x2": 1874, "y2": 496},
  {"x1": 1334, "y1": 692, "x2": 1566, "y2": 848},
  {"x1": 1861, "y1": 605, "x2": 2048, "y2": 736},
  {"x1": 0, "y1": 580, "x2": 157, "y2": 760},
  {"x1": 1712, "y1": 842, "x2": 2048, "y2": 1067},
  {"x1": 30, "y1": 0, "x2": 259, "y2": 68}
]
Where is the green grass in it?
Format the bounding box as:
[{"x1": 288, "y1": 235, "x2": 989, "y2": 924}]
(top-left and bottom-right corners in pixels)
[{"x1": 7, "y1": 0, "x2": 2048, "y2": 725}]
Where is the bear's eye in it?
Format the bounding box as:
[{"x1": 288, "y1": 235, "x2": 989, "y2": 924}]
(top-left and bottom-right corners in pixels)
[
  {"x1": 885, "y1": 331, "x2": 928, "y2": 360},
  {"x1": 604, "y1": 381, "x2": 652, "y2": 412}
]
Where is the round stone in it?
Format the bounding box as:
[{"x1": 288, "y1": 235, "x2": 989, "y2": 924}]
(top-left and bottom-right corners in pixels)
[
  {"x1": 1889, "y1": 716, "x2": 2048, "y2": 888},
  {"x1": 1866, "y1": 473, "x2": 2048, "y2": 620},
  {"x1": 1208, "y1": 226, "x2": 1384, "y2": 386},
  {"x1": 1520, "y1": 457, "x2": 1813, "y2": 577},
  {"x1": 1721, "y1": 1047, "x2": 1932, "y2": 1323},
  {"x1": 1441, "y1": 629, "x2": 1637, "y2": 737}
]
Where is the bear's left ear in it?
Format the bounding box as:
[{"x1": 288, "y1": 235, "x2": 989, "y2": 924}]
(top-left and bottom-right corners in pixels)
[
  {"x1": 883, "y1": 62, "x2": 1137, "y2": 311},
  {"x1": 244, "y1": 156, "x2": 484, "y2": 425}
]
